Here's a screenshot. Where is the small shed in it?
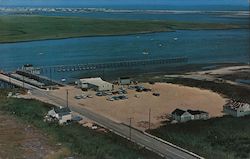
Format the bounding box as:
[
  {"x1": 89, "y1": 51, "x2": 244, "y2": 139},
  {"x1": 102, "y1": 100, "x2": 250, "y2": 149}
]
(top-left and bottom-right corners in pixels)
[{"x1": 118, "y1": 77, "x2": 131, "y2": 85}]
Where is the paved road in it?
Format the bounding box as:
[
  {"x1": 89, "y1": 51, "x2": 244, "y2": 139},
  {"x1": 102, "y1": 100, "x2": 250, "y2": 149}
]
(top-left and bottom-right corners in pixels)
[{"x1": 0, "y1": 73, "x2": 202, "y2": 159}]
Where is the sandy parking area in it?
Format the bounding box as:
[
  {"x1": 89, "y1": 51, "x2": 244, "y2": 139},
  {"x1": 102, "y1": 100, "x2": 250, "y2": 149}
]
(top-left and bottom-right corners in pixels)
[{"x1": 49, "y1": 82, "x2": 226, "y2": 130}]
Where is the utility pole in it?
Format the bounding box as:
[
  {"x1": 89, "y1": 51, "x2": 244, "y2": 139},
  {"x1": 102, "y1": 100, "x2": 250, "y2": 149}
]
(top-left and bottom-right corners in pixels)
[
  {"x1": 49, "y1": 67, "x2": 52, "y2": 82},
  {"x1": 149, "y1": 108, "x2": 151, "y2": 130},
  {"x1": 66, "y1": 89, "x2": 69, "y2": 108},
  {"x1": 129, "y1": 117, "x2": 132, "y2": 140},
  {"x1": 8, "y1": 75, "x2": 12, "y2": 89},
  {"x1": 22, "y1": 75, "x2": 25, "y2": 88}
]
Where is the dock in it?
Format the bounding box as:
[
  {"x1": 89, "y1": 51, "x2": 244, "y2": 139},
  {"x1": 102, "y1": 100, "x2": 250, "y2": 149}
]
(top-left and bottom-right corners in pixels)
[{"x1": 39, "y1": 57, "x2": 188, "y2": 73}]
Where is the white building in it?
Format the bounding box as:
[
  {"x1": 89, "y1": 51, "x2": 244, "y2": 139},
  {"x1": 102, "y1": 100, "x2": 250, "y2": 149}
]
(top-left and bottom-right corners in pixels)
[
  {"x1": 22, "y1": 64, "x2": 41, "y2": 75},
  {"x1": 48, "y1": 107, "x2": 72, "y2": 124},
  {"x1": 118, "y1": 77, "x2": 131, "y2": 85},
  {"x1": 223, "y1": 100, "x2": 250, "y2": 117},
  {"x1": 171, "y1": 108, "x2": 209, "y2": 122},
  {"x1": 77, "y1": 77, "x2": 113, "y2": 91}
]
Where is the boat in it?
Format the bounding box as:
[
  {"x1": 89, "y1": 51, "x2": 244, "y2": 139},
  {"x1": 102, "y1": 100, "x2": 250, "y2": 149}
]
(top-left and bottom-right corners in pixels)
[
  {"x1": 174, "y1": 37, "x2": 178, "y2": 41},
  {"x1": 142, "y1": 51, "x2": 149, "y2": 55}
]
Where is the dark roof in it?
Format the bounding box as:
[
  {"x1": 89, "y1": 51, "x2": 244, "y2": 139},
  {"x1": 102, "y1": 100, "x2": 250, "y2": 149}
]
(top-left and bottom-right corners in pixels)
[
  {"x1": 120, "y1": 77, "x2": 130, "y2": 80},
  {"x1": 172, "y1": 109, "x2": 186, "y2": 116},
  {"x1": 23, "y1": 64, "x2": 33, "y2": 67},
  {"x1": 187, "y1": 109, "x2": 208, "y2": 115},
  {"x1": 54, "y1": 107, "x2": 71, "y2": 116}
]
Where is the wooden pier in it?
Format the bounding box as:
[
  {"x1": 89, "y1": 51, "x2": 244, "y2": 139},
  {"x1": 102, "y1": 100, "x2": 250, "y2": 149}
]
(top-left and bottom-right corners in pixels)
[{"x1": 39, "y1": 57, "x2": 188, "y2": 73}]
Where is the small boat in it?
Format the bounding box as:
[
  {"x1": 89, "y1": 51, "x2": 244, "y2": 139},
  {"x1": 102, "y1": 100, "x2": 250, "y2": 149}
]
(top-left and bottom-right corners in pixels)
[
  {"x1": 61, "y1": 78, "x2": 66, "y2": 82},
  {"x1": 38, "y1": 52, "x2": 44, "y2": 55},
  {"x1": 174, "y1": 37, "x2": 178, "y2": 41},
  {"x1": 142, "y1": 51, "x2": 149, "y2": 55},
  {"x1": 158, "y1": 43, "x2": 163, "y2": 47}
]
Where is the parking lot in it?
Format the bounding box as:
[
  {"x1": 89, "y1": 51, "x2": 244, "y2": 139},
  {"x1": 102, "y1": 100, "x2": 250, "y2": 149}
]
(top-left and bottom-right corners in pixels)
[{"x1": 47, "y1": 82, "x2": 226, "y2": 130}]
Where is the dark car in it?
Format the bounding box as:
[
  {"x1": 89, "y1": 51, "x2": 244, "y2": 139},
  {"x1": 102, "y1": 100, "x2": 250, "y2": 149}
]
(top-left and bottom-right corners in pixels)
[{"x1": 153, "y1": 93, "x2": 160, "y2": 96}]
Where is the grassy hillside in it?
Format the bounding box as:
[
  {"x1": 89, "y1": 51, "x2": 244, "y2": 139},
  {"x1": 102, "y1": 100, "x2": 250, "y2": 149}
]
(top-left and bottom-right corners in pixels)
[
  {"x1": 0, "y1": 89, "x2": 161, "y2": 159},
  {"x1": 0, "y1": 15, "x2": 244, "y2": 43}
]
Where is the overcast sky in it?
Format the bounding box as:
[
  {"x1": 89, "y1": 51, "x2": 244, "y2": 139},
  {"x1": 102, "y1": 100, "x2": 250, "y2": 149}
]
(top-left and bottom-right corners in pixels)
[{"x1": 0, "y1": 0, "x2": 249, "y2": 6}]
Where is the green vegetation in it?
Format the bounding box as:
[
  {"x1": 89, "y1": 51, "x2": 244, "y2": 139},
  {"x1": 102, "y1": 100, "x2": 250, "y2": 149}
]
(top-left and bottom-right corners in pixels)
[
  {"x1": 0, "y1": 15, "x2": 245, "y2": 43},
  {"x1": 148, "y1": 116, "x2": 250, "y2": 159},
  {"x1": 165, "y1": 77, "x2": 250, "y2": 103},
  {"x1": 0, "y1": 89, "x2": 161, "y2": 159},
  {"x1": 143, "y1": 77, "x2": 250, "y2": 159}
]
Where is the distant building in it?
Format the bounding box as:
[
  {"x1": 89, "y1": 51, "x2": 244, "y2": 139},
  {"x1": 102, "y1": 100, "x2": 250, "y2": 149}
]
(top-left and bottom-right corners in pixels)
[
  {"x1": 223, "y1": 100, "x2": 250, "y2": 117},
  {"x1": 77, "y1": 77, "x2": 113, "y2": 91},
  {"x1": 118, "y1": 77, "x2": 131, "y2": 85},
  {"x1": 22, "y1": 64, "x2": 40, "y2": 75},
  {"x1": 171, "y1": 108, "x2": 209, "y2": 122},
  {"x1": 48, "y1": 107, "x2": 72, "y2": 124}
]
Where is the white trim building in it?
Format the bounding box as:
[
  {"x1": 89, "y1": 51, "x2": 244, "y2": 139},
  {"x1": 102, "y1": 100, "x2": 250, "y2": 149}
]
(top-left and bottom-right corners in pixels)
[
  {"x1": 171, "y1": 108, "x2": 209, "y2": 122},
  {"x1": 77, "y1": 77, "x2": 113, "y2": 91}
]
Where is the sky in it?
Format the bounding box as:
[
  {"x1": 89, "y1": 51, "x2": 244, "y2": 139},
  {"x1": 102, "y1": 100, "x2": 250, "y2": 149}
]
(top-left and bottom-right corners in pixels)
[{"x1": 0, "y1": 0, "x2": 249, "y2": 6}]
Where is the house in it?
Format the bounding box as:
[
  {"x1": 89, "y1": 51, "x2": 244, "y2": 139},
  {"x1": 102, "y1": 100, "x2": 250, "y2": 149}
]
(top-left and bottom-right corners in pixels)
[
  {"x1": 171, "y1": 108, "x2": 209, "y2": 122},
  {"x1": 223, "y1": 100, "x2": 250, "y2": 117},
  {"x1": 187, "y1": 109, "x2": 209, "y2": 120},
  {"x1": 77, "y1": 77, "x2": 113, "y2": 91},
  {"x1": 172, "y1": 109, "x2": 193, "y2": 122},
  {"x1": 118, "y1": 77, "x2": 131, "y2": 85},
  {"x1": 48, "y1": 107, "x2": 72, "y2": 124}
]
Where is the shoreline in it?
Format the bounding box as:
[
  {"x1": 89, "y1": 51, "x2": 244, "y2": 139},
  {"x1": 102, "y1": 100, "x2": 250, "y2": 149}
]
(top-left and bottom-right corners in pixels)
[{"x1": 0, "y1": 27, "x2": 247, "y2": 44}]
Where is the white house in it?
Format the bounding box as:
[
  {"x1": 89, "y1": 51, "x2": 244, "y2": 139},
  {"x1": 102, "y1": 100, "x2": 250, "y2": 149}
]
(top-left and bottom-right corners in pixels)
[
  {"x1": 77, "y1": 77, "x2": 113, "y2": 91},
  {"x1": 172, "y1": 109, "x2": 193, "y2": 122},
  {"x1": 48, "y1": 107, "x2": 72, "y2": 124},
  {"x1": 171, "y1": 108, "x2": 209, "y2": 122},
  {"x1": 223, "y1": 100, "x2": 250, "y2": 117}
]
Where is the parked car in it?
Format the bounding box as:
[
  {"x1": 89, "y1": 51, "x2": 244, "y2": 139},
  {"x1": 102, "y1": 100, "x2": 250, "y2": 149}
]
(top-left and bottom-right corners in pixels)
[
  {"x1": 96, "y1": 92, "x2": 103, "y2": 96},
  {"x1": 153, "y1": 93, "x2": 160, "y2": 96},
  {"x1": 75, "y1": 95, "x2": 82, "y2": 99}
]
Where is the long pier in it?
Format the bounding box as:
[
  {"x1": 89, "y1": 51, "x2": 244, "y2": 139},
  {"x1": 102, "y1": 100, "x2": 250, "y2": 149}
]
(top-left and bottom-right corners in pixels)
[{"x1": 39, "y1": 57, "x2": 188, "y2": 73}]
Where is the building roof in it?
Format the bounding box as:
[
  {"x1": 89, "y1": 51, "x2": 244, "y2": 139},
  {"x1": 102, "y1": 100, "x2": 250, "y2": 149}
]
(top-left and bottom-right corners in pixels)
[
  {"x1": 172, "y1": 109, "x2": 186, "y2": 116},
  {"x1": 172, "y1": 108, "x2": 208, "y2": 116},
  {"x1": 187, "y1": 109, "x2": 208, "y2": 115},
  {"x1": 224, "y1": 100, "x2": 250, "y2": 111},
  {"x1": 54, "y1": 107, "x2": 71, "y2": 116},
  {"x1": 79, "y1": 77, "x2": 112, "y2": 87},
  {"x1": 23, "y1": 64, "x2": 33, "y2": 67}
]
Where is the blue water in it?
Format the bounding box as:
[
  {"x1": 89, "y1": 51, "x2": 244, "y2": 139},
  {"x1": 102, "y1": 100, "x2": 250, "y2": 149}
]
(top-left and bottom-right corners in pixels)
[
  {"x1": 0, "y1": 7, "x2": 249, "y2": 80},
  {"x1": 0, "y1": 29, "x2": 249, "y2": 71}
]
